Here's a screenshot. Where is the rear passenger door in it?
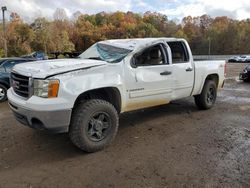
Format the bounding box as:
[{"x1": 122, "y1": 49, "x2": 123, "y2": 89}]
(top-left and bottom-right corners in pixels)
[{"x1": 167, "y1": 41, "x2": 194, "y2": 99}]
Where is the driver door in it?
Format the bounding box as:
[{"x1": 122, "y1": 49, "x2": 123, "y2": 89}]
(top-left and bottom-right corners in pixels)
[{"x1": 124, "y1": 43, "x2": 174, "y2": 111}]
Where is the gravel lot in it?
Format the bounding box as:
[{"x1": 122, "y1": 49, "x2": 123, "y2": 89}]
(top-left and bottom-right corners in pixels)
[{"x1": 0, "y1": 63, "x2": 249, "y2": 188}]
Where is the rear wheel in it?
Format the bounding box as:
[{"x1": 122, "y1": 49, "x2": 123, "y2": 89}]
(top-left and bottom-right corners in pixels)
[
  {"x1": 0, "y1": 84, "x2": 7, "y2": 102},
  {"x1": 69, "y1": 99, "x2": 119, "y2": 152},
  {"x1": 194, "y1": 80, "x2": 217, "y2": 110}
]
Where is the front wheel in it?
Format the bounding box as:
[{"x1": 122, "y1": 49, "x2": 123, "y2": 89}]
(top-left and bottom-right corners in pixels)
[
  {"x1": 194, "y1": 80, "x2": 217, "y2": 110},
  {"x1": 0, "y1": 84, "x2": 7, "y2": 103},
  {"x1": 69, "y1": 99, "x2": 119, "y2": 152}
]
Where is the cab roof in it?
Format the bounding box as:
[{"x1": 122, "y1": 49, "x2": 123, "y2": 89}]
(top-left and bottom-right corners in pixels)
[{"x1": 99, "y1": 38, "x2": 184, "y2": 51}]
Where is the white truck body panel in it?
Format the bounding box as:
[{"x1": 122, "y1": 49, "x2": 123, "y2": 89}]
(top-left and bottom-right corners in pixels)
[
  {"x1": 7, "y1": 38, "x2": 226, "y2": 132},
  {"x1": 192, "y1": 60, "x2": 225, "y2": 95}
]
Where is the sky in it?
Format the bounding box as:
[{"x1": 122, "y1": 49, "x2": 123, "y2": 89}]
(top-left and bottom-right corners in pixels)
[{"x1": 1, "y1": 0, "x2": 250, "y2": 22}]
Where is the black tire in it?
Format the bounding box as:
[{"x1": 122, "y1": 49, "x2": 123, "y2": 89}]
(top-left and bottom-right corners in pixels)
[
  {"x1": 194, "y1": 80, "x2": 217, "y2": 110},
  {"x1": 0, "y1": 84, "x2": 7, "y2": 102},
  {"x1": 243, "y1": 78, "x2": 250, "y2": 82},
  {"x1": 69, "y1": 99, "x2": 119, "y2": 152}
]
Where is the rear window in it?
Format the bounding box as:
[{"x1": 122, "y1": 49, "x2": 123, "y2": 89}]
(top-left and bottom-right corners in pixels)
[{"x1": 167, "y1": 42, "x2": 189, "y2": 64}]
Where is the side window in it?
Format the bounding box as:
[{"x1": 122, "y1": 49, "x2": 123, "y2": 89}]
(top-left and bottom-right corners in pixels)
[
  {"x1": 0, "y1": 66, "x2": 5, "y2": 72},
  {"x1": 133, "y1": 44, "x2": 167, "y2": 66},
  {"x1": 167, "y1": 42, "x2": 189, "y2": 64}
]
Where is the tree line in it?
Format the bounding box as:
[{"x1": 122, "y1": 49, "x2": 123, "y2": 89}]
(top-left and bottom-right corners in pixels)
[{"x1": 1, "y1": 10, "x2": 250, "y2": 57}]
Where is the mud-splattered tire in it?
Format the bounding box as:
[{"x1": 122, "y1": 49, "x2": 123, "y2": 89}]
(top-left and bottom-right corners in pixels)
[
  {"x1": 69, "y1": 99, "x2": 119, "y2": 152},
  {"x1": 194, "y1": 80, "x2": 217, "y2": 110},
  {"x1": 243, "y1": 78, "x2": 250, "y2": 82},
  {"x1": 0, "y1": 84, "x2": 7, "y2": 103}
]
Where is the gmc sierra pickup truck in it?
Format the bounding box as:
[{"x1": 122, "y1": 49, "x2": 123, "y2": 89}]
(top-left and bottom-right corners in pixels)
[{"x1": 7, "y1": 38, "x2": 226, "y2": 152}]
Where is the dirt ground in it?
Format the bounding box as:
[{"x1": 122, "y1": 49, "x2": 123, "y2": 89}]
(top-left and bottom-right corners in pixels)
[{"x1": 0, "y1": 63, "x2": 249, "y2": 188}]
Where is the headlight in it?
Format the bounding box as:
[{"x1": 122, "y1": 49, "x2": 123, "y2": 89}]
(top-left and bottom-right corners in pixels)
[
  {"x1": 33, "y1": 79, "x2": 59, "y2": 98},
  {"x1": 243, "y1": 69, "x2": 248, "y2": 73}
]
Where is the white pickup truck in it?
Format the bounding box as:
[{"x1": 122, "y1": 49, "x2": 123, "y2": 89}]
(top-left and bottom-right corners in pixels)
[{"x1": 7, "y1": 38, "x2": 226, "y2": 152}]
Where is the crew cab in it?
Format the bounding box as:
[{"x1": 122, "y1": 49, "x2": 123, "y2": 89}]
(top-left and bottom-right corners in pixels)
[{"x1": 7, "y1": 38, "x2": 226, "y2": 152}]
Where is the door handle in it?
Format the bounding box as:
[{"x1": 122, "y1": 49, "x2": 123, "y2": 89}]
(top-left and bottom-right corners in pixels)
[
  {"x1": 186, "y1": 67, "x2": 193, "y2": 72},
  {"x1": 160, "y1": 71, "x2": 172, "y2": 76}
]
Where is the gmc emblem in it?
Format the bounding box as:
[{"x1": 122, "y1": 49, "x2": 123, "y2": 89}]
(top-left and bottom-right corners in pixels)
[{"x1": 13, "y1": 80, "x2": 20, "y2": 89}]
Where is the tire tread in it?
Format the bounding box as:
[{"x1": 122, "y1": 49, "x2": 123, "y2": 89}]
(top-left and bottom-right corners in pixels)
[
  {"x1": 0, "y1": 84, "x2": 7, "y2": 102},
  {"x1": 194, "y1": 80, "x2": 217, "y2": 110},
  {"x1": 69, "y1": 99, "x2": 118, "y2": 152}
]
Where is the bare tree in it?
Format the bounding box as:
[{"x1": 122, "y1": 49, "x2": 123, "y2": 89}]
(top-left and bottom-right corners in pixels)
[
  {"x1": 53, "y1": 8, "x2": 68, "y2": 21},
  {"x1": 72, "y1": 11, "x2": 82, "y2": 21}
]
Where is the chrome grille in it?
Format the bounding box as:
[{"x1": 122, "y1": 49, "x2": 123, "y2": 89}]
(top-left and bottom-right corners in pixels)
[{"x1": 11, "y1": 72, "x2": 30, "y2": 98}]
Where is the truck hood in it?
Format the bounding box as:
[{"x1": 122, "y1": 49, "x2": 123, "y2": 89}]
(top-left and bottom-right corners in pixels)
[{"x1": 12, "y1": 59, "x2": 107, "y2": 79}]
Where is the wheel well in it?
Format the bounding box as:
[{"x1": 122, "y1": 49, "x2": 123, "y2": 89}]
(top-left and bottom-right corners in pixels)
[
  {"x1": 205, "y1": 74, "x2": 219, "y2": 88},
  {"x1": 74, "y1": 87, "x2": 122, "y2": 113},
  {"x1": 0, "y1": 82, "x2": 9, "y2": 89}
]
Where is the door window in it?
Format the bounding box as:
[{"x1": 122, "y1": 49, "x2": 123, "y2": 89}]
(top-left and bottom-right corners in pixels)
[
  {"x1": 133, "y1": 44, "x2": 168, "y2": 67},
  {"x1": 167, "y1": 42, "x2": 189, "y2": 64}
]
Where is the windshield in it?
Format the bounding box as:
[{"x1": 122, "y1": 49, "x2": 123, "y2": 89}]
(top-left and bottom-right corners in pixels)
[
  {"x1": 0, "y1": 59, "x2": 7, "y2": 65},
  {"x1": 79, "y1": 43, "x2": 132, "y2": 63}
]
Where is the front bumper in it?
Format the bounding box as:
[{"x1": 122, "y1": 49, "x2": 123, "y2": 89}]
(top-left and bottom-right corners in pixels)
[{"x1": 8, "y1": 89, "x2": 72, "y2": 133}]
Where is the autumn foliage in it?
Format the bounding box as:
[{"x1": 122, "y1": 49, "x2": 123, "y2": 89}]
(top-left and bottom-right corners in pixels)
[{"x1": 1, "y1": 11, "x2": 250, "y2": 57}]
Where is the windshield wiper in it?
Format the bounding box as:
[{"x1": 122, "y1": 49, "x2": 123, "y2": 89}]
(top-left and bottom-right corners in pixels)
[{"x1": 87, "y1": 57, "x2": 103, "y2": 61}]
